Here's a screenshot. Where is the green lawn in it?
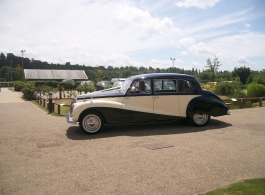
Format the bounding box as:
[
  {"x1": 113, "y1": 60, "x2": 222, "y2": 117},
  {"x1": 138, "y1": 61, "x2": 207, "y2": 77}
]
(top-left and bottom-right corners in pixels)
[
  {"x1": 200, "y1": 178, "x2": 265, "y2": 195},
  {"x1": 31, "y1": 99, "x2": 70, "y2": 116}
]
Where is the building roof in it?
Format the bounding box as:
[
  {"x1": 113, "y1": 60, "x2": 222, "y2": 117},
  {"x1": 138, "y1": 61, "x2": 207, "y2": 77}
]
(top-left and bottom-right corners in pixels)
[{"x1": 24, "y1": 69, "x2": 88, "y2": 80}]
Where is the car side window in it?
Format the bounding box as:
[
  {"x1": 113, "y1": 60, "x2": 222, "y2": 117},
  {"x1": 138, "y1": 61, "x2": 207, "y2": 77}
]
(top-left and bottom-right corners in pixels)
[
  {"x1": 178, "y1": 80, "x2": 194, "y2": 93},
  {"x1": 128, "y1": 79, "x2": 151, "y2": 95},
  {"x1": 154, "y1": 79, "x2": 177, "y2": 94}
]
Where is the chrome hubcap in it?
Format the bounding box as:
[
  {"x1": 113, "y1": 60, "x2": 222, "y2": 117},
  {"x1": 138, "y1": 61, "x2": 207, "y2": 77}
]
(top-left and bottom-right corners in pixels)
[
  {"x1": 193, "y1": 113, "x2": 208, "y2": 125},
  {"x1": 82, "y1": 114, "x2": 101, "y2": 133}
]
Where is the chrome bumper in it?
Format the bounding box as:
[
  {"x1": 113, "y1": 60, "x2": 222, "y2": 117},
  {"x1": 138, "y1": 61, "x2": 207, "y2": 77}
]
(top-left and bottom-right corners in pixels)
[{"x1": 66, "y1": 113, "x2": 77, "y2": 124}]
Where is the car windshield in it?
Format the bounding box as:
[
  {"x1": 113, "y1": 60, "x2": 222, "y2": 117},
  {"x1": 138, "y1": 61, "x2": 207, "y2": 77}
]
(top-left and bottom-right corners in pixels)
[
  {"x1": 120, "y1": 78, "x2": 132, "y2": 94},
  {"x1": 102, "y1": 81, "x2": 111, "y2": 85}
]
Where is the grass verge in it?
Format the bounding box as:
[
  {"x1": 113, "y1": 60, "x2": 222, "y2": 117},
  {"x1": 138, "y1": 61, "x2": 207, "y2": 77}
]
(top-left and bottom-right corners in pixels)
[
  {"x1": 31, "y1": 100, "x2": 70, "y2": 116},
  {"x1": 200, "y1": 178, "x2": 265, "y2": 195}
]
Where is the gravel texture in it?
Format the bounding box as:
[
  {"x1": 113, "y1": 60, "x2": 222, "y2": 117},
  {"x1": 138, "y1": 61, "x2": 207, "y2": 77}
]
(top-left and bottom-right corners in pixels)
[{"x1": 0, "y1": 87, "x2": 265, "y2": 195}]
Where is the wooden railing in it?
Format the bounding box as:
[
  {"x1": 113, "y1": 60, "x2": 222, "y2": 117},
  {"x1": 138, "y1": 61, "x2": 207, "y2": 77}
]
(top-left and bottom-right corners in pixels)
[
  {"x1": 224, "y1": 97, "x2": 264, "y2": 109},
  {"x1": 35, "y1": 94, "x2": 264, "y2": 115},
  {"x1": 35, "y1": 95, "x2": 70, "y2": 115}
]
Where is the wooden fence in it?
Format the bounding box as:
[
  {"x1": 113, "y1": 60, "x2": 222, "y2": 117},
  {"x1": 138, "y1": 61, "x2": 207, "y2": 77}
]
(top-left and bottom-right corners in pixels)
[
  {"x1": 35, "y1": 94, "x2": 264, "y2": 115},
  {"x1": 35, "y1": 95, "x2": 70, "y2": 115},
  {"x1": 224, "y1": 97, "x2": 264, "y2": 109}
]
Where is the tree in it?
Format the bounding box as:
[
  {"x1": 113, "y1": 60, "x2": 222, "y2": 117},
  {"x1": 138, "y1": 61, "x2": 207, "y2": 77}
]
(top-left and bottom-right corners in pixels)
[
  {"x1": 14, "y1": 65, "x2": 24, "y2": 81},
  {"x1": 232, "y1": 66, "x2": 251, "y2": 85},
  {"x1": 204, "y1": 56, "x2": 221, "y2": 82},
  {"x1": 94, "y1": 69, "x2": 104, "y2": 84}
]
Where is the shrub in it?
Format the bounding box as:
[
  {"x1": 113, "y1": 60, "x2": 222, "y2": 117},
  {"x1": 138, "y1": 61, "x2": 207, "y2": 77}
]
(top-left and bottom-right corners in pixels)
[
  {"x1": 247, "y1": 83, "x2": 265, "y2": 97},
  {"x1": 59, "y1": 82, "x2": 77, "y2": 90},
  {"x1": 215, "y1": 81, "x2": 244, "y2": 97},
  {"x1": 21, "y1": 82, "x2": 35, "y2": 100},
  {"x1": 35, "y1": 81, "x2": 59, "y2": 88},
  {"x1": 13, "y1": 81, "x2": 25, "y2": 91}
]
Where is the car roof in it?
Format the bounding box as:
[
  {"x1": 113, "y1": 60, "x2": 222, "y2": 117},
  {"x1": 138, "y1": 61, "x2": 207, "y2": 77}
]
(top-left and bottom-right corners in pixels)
[{"x1": 128, "y1": 73, "x2": 195, "y2": 80}]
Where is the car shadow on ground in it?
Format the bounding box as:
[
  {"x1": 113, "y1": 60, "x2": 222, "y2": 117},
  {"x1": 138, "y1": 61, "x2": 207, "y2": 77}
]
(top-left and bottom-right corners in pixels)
[{"x1": 66, "y1": 119, "x2": 232, "y2": 140}]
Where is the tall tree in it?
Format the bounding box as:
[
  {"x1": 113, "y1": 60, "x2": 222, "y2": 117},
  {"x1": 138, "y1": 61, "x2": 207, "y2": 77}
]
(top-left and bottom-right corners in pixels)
[
  {"x1": 205, "y1": 56, "x2": 221, "y2": 81},
  {"x1": 232, "y1": 66, "x2": 251, "y2": 85}
]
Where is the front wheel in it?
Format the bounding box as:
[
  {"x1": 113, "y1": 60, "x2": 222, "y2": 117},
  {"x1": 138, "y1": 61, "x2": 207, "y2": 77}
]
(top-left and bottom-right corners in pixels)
[
  {"x1": 189, "y1": 113, "x2": 210, "y2": 127},
  {"x1": 80, "y1": 112, "x2": 104, "y2": 134}
]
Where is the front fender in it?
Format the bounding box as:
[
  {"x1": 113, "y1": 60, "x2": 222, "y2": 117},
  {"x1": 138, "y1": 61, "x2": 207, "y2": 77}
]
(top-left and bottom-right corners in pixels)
[{"x1": 187, "y1": 96, "x2": 228, "y2": 118}]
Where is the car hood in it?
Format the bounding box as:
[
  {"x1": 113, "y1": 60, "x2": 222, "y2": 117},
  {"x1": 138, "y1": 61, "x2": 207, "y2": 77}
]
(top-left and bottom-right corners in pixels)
[{"x1": 77, "y1": 89, "x2": 124, "y2": 100}]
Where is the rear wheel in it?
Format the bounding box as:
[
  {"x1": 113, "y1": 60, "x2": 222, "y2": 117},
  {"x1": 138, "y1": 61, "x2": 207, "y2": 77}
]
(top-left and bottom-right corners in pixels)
[
  {"x1": 189, "y1": 113, "x2": 210, "y2": 127},
  {"x1": 80, "y1": 112, "x2": 104, "y2": 134}
]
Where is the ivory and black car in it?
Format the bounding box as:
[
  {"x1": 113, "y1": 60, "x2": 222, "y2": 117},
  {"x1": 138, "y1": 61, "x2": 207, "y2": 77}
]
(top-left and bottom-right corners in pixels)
[{"x1": 66, "y1": 73, "x2": 230, "y2": 134}]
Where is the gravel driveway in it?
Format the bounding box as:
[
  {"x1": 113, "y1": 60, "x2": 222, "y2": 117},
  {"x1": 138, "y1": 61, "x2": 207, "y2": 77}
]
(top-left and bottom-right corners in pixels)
[{"x1": 0, "y1": 88, "x2": 265, "y2": 195}]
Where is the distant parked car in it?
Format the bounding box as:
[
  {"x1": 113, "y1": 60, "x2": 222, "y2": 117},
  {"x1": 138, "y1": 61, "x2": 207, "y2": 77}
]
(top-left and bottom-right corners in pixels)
[
  {"x1": 112, "y1": 80, "x2": 125, "y2": 88},
  {"x1": 62, "y1": 79, "x2": 74, "y2": 82},
  {"x1": 96, "y1": 81, "x2": 112, "y2": 91},
  {"x1": 80, "y1": 80, "x2": 94, "y2": 86},
  {"x1": 111, "y1": 78, "x2": 126, "y2": 83},
  {"x1": 202, "y1": 82, "x2": 218, "y2": 90},
  {"x1": 67, "y1": 73, "x2": 230, "y2": 134}
]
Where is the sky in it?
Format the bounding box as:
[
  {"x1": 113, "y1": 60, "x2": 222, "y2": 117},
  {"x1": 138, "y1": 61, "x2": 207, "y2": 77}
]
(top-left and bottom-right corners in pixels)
[{"x1": 0, "y1": 0, "x2": 265, "y2": 71}]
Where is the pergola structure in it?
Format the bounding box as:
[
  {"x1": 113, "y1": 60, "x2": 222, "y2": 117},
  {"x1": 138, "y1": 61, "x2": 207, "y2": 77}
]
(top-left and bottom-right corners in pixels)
[{"x1": 24, "y1": 69, "x2": 88, "y2": 80}]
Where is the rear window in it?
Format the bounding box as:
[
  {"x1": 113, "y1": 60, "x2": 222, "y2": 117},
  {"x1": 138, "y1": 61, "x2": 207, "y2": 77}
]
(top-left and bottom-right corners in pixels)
[
  {"x1": 178, "y1": 80, "x2": 194, "y2": 93},
  {"x1": 154, "y1": 79, "x2": 177, "y2": 93}
]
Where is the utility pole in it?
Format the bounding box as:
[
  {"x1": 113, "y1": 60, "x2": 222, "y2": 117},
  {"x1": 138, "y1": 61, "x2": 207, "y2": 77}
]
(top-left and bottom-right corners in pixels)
[
  {"x1": 170, "y1": 58, "x2": 175, "y2": 67},
  {"x1": 21, "y1": 50, "x2": 26, "y2": 69}
]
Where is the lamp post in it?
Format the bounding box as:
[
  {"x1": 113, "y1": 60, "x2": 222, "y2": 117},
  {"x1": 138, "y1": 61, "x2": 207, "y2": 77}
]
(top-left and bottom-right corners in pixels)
[
  {"x1": 170, "y1": 58, "x2": 175, "y2": 67},
  {"x1": 21, "y1": 50, "x2": 26, "y2": 69},
  {"x1": 9, "y1": 61, "x2": 12, "y2": 88}
]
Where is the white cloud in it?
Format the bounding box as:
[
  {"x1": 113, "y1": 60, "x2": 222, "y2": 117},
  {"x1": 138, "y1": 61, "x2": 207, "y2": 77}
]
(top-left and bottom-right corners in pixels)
[
  {"x1": 181, "y1": 51, "x2": 189, "y2": 56},
  {"x1": 240, "y1": 23, "x2": 251, "y2": 33},
  {"x1": 8, "y1": 23, "x2": 14, "y2": 28},
  {"x1": 150, "y1": 59, "x2": 171, "y2": 69},
  {"x1": 207, "y1": 32, "x2": 265, "y2": 58},
  {"x1": 182, "y1": 8, "x2": 253, "y2": 40},
  {"x1": 190, "y1": 42, "x2": 215, "y2": 55},
  {"x1": 149, "y1": 59, "x2": 183, "y2": 69},
  {"x1": 0, "y1": 0, "x2": 264, "y2": 71},
  {"x1": 179, "y1": 38, "x2": 215, "y2": 55},
  {"x1": 51, "y1": 39, "x2": 59, "y2": 46},
  {"x1": 244, "y1": 23, "x2": 251, "y2": 28},
  {"x1": 233, "y1": 56, "x2": 250, "y2": 64},
  {"x1": 179, "y1": 37, "x2": 195, "y2": 47},
  {"x1": 115, "y1": 4, "x2": 181, "y2": 36},
  {"x1": 191, "y1": 61, "x2": 202, "y2": 68},
  {"x1": 175, "y1": 0, "x2": 220, "y2": 9}
]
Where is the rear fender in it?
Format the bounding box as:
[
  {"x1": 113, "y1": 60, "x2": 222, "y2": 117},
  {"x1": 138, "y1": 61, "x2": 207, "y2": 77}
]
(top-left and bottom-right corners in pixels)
[{"x1": 187, "y1": 96, "x2": 227, "y2": 118}]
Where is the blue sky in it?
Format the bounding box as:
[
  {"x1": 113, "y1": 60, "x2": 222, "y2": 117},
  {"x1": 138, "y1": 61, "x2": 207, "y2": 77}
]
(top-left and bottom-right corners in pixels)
[{"x1": 0, "y1": 0, "x2": 264, "y2": 71}]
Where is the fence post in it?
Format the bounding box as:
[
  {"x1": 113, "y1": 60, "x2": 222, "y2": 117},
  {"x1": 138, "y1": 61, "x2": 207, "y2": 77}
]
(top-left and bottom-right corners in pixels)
[
  {"x1": 58, "y1": 104, "x2": 60, "y2": 115},
  {"x1": 259, "y1": 97, "x2": 262, "y2": 107},
  {"x1": 59, "y1": 85, "x2": 62, "y2": 99},
  {"x1": 48, "y1": 93, "x2": 53, "y2": 113},
  {"x1": 52, "y1": 101, "x2": 55, "y2": 112},
  {"x1": 240, "y1": 98, "x2": 243, "y2": 109}
]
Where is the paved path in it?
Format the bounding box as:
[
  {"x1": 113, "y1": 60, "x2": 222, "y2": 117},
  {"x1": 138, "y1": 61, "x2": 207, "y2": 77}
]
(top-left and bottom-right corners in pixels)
[
  {"x1": 0, "y1": 87, "x2": 25, "y2": 103},
  {"x1": 0, "y1": 88, "x2": 265, "y2": 195}
]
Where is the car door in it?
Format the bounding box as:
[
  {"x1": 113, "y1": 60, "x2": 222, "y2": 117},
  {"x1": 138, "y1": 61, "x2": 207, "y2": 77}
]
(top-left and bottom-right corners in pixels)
[
  {"x1": 178, "y1": 79, "x2": 201, "y2": 117},
  {"x1": 122, "y1": 79, "x2": 153, "y2": 123},
  {"x1": 153, "y1": 79, "x2": 180, "y2": 120}
]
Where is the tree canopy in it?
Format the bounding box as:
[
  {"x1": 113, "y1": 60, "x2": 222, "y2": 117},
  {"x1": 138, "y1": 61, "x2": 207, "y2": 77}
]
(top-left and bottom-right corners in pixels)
[{"x1": 0, "y1": 52, "x2": 264, "y2": 85}]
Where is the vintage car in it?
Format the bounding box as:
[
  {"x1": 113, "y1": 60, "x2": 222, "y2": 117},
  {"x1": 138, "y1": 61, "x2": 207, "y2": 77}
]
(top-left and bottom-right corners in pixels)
[
  {"x1": 96, "y1": 81, "x2": 112, "y2": 91},
  {"x1": 67, "y1": 73, "x2": 230, "y2": 134}
]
